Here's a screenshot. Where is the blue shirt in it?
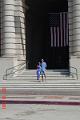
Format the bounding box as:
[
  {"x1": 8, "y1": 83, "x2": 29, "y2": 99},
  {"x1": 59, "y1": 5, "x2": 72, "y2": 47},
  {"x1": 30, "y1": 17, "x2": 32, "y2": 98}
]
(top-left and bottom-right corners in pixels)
[{"x1": 41, "y1": 62, "x2": 47, "y2": 72}]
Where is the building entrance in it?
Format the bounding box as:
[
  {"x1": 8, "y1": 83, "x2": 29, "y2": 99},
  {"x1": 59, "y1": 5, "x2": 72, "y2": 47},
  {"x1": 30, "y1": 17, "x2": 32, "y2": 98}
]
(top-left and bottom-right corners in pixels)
[
  {"x1": 26, "y1": 0, "x2": 69, "y2": 69},
  {"x1": 47, "y1": 12, "x2": 69, "y2": 69}
]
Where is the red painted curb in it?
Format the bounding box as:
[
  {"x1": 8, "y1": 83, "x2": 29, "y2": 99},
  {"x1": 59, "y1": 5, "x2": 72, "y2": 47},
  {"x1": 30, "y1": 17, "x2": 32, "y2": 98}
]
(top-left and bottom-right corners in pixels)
[{"x1": 0, "y1": 100, "x2": 80, "y2": 105}]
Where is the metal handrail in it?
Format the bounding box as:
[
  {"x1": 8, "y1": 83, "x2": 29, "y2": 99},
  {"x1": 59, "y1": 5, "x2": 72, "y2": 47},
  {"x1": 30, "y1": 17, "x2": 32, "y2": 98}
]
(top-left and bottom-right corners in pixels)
[
  {"x1": 70, "y1": 66, "x2": 78, "y2": 80},
  {"x1": 6, "y1": 62, "x2": 25, "y2": 71},
  {"x1": 3, "y1": 62, "x2": 26, "y2": 80}
]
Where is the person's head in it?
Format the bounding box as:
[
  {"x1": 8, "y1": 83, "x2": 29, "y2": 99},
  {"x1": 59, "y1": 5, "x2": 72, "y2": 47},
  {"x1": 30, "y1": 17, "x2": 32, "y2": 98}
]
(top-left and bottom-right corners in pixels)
[
  {"x1": 41, "y1": 59, "x2": 44, "y2": 62},
  {"x1": 38, "y1": 62, "x2": 40, "y2": 65}
]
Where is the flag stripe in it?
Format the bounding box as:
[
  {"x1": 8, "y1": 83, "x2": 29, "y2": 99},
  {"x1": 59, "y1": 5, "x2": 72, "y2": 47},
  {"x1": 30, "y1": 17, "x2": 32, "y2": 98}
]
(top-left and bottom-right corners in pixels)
[
  {"x1": 57, "y1": 27, "x2": 59, "y2": 47},
  {"x1": 50, "y1": 27, "x2": 53, "y2": 47},
  {"x1": 66, "y1": 13, "x2": 68, "y2": 46},
  {"x1": 60, "y1": 13, "x2": 63, "y2": 47},
  {"x1": 63, "y1": 12, "x2": 66, "y2": 46},
  {"x1": 54, "y1": 27, "x2": 56, "y2": 47}
]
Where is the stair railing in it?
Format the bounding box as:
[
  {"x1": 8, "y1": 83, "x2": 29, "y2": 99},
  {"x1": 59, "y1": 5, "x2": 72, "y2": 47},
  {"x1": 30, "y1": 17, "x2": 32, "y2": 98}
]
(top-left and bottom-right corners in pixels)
[
  {"x1": 3, "y1": 62, "x2": 26, "y2": 80},
  {"x1": 70, "y1": 66, "x2": 78, "y2": 80}
]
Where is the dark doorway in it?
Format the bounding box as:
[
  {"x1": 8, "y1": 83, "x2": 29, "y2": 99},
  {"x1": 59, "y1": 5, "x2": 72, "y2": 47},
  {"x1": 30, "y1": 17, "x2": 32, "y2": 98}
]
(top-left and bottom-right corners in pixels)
[{"x1": 26, "y1": 0, "x2": 69, "y2": 69}]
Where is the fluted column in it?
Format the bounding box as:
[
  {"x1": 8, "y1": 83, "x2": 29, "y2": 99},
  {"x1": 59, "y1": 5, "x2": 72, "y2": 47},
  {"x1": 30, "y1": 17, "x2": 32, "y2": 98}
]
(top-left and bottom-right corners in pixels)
[
  {"x1": 15, "y1": 0, "x2": 26, "y2": 61},
  {"x1": 2, "y1": 0, "x2": 16, "y2": 56},
  {"x1": 68, "y1": 0, "x2": 73, "y2": 55},
  {"x1": 72, "y1": 0, "x2": 80, "y2": 55}
]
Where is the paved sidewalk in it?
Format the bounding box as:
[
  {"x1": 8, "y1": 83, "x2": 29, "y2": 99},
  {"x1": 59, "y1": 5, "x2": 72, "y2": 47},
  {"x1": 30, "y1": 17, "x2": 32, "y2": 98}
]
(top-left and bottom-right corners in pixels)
[{"x1": 0, "y1": 104, "x2": 80, "y2": 120}]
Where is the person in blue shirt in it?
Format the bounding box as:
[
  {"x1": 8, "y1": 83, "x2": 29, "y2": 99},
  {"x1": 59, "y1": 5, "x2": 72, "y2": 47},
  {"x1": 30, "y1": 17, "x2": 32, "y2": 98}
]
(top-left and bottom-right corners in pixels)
[
  {"x1": 41, "y1": 59, "x2": 47, "y2": 81},
  {"x1": 36, "y1": 62, "x2": 41, "y2": 80}
]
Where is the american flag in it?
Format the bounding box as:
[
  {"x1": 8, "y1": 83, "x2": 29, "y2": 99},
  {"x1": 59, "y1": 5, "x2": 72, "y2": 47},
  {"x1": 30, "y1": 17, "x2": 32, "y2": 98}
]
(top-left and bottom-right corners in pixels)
[{"x1": 48, "y1": 12, "x2": 68, "y2": 47}]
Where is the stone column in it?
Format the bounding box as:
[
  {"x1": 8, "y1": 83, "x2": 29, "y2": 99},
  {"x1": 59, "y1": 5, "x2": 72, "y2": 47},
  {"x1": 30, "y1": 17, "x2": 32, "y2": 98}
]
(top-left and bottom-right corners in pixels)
[
  {"x1": 72, "y1": 0, "x2": 80, "y2": 55},
  {"x1": 15, "y1": 0, "x2": 26, "y2": 61},
  {"x1": 68, "y1": 0, "x2": 73, "y2": 55},
  {"x1": 2, "y1": 0, "x2": 16, "y2": 56}
]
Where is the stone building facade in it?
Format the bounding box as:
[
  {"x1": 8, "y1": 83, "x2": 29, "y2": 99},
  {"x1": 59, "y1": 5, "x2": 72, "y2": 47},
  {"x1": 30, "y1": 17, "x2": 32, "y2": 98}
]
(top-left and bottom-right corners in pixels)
[{"x1": 0, "y1": 0, "x2": 80, "y2": 79}]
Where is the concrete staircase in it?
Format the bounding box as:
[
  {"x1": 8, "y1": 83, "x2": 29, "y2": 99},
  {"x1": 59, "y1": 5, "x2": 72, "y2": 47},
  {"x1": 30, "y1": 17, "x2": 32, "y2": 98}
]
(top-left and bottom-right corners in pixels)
[
  {"x1": 5, "y1": 69, "x2": 76, "y2": 80},
  {"x1": 1, "y1": 69, "x2": 80, "y2": 96},
  {"x1": 1, "y1": 69, "x2": 80, "y2": 88}
]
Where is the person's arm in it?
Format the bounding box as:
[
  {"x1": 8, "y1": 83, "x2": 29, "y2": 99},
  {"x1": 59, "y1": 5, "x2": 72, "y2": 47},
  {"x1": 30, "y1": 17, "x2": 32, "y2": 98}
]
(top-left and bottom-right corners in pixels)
[{"x1": 45, "y1": 62, "x2": 47, "y2": 68}]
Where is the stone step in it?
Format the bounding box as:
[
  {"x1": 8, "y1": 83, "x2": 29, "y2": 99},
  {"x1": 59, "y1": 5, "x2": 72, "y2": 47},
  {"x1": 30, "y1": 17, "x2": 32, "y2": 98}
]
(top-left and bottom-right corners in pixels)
[
  {"x1": 1, "y1": 82, "x2": 80, "y2": 85},
  {"x1": 6, "y1": 78, "x2": 75, "y2": 81},
  {"x1": 20, "y1": 71, "x2": 69, "y2": 75},
  {"x1": 14, "y1": 74, "x2": 71, "y2": 77},
  {"x1": 6, "y1": 77, "x2": 75, "y2": 80},
  {"x1": 3, "y1": 80, "x2": 80, "y2": 84},
  {"x1": 0, "y1": 86, "x2": 80, "y2": 89},
  {"x1": 2, "y1": 88, "x2": 80, "y2": 96},
  {"x1": 1, "y1": 86, "x2": 80, "y2": 88},
  {"x1": 1, "y1": 83, "x2": 80, "y2": 88},
  {"x1": 6, "y1": 71, "x2": 72, "y2": 78},
  {"x1": 20, "y1": 69, "x2": 69, "y2": 72},
  {"x1": 2, "y1": 80, "x2": 79, "y2": 85},
  {"x1": 23, "y1": 69, "x2": 69, "y2": 72},
  {"x1": 16, "y1": 76, "x2": 74, "y2": 80}
]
